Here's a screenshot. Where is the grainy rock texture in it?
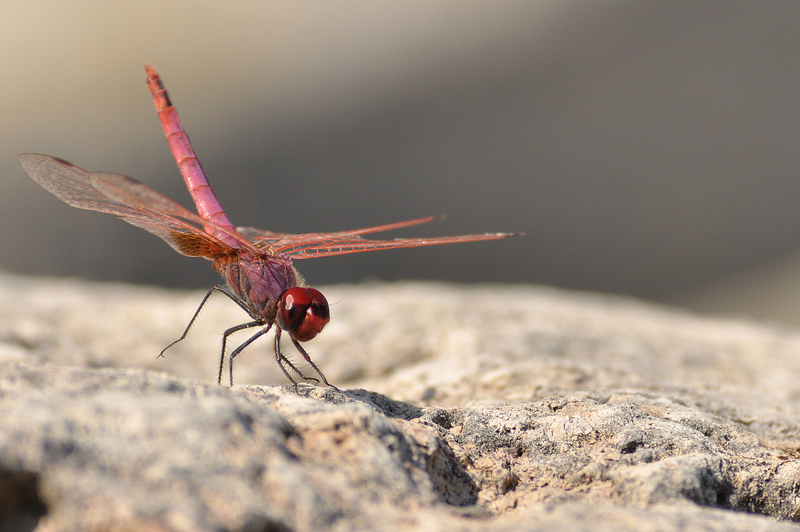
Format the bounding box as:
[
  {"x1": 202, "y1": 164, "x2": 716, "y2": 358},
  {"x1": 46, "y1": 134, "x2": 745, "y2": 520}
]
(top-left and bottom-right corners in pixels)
[{"x1": 2, "y1": 272, "x2": 800, "y2": 531}]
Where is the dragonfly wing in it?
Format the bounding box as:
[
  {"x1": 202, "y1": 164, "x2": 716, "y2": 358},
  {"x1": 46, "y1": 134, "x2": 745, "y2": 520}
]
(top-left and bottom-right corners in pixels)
[
  {"x1": 114, "y1": 210, "x2": 230, "y2": 258},
  {"x1": 90, "y1": 170, "x2": 262, "y2": 255},
  {"x1": 236, "y1": 226, "x2": 295, "y2": 247},
  {"x1": 89, "y1": 172, "x2": 199, "y2": 220},
  {"x1": 328, "y1": 215, "x2": 444, "y2": 236},
  {"x1": 236, "y1": 215, "x2": 444, "y2": 249},
  {"x1": 237, "y1": 216, "x2": 446, "y2": 250},
  {"x1": 271, "y1": 231, "x2": 522, "y2": 259},
  {"x1": 20, "y1": 153, "x2": 231, "y2": 258},
  {"x1": 22, "y1": 154, "x2": 127, "y2": 214}
]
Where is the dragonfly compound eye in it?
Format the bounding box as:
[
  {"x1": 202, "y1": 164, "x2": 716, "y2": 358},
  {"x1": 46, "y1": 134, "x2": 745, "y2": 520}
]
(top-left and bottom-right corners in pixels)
[{"x1": 278, "y1": 287, "x2": 330, "y2": 341}]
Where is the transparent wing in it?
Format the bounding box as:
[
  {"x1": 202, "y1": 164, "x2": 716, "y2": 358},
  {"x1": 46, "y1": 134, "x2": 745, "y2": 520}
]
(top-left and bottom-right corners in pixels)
[
  {"x1": 239, "y1": 215, "x2": 521, "y2": 259},
  {"x1": 235, "y1": 226, "x2": 294, "y2": 246},
  {"x1": 19, "y1": 153, "x2": 246, "y2": 258}
]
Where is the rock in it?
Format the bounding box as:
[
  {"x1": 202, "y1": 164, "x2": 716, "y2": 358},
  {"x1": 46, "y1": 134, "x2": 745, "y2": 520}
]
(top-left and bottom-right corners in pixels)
[{"x1": 2, "y1": 272, "x2": 800, "y2": 530}]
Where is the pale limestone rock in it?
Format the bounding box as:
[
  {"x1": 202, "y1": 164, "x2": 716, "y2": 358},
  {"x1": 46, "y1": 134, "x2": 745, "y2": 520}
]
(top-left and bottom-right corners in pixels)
[{"x1": 2, "y1": 272, "x2": 800, "y2": 531}]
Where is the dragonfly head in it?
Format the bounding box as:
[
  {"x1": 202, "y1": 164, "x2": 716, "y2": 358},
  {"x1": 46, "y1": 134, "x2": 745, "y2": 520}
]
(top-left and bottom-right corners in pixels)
[{"x1": 277, "y1": 287, "x2": 330, "y2": 342}]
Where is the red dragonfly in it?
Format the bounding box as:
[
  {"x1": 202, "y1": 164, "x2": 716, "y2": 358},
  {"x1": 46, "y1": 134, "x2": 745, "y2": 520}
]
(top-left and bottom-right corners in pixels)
[{"x1": 20, "y1": 65, "x2": 520, "y2": 388}]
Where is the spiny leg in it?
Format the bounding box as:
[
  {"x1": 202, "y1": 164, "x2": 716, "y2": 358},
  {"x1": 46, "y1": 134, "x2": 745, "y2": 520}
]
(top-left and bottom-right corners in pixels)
[
  {"x1": 290, "y1": 335, "x2": 337, "y2": 390},
  {"x1": 158, "y1": 287, "x2": 219, "y2": 358},
  {"x1": 226, "y1": 323, "x2": 273, "y2": 386},
  {"x1": 159, "y1": 285, "x2": 250, "y2": 359},
  {"x1": 218, "y1": 320, "x2": 261, "y2": 384},
  {"x1": 273, "y1": 328, "x2": 318, "y2": 389}
]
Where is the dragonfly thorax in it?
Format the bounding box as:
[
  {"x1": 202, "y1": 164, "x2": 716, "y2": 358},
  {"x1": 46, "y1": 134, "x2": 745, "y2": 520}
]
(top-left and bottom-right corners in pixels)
[{"x1": 221, "y1": 253, "x2": 300, "y2": 321}]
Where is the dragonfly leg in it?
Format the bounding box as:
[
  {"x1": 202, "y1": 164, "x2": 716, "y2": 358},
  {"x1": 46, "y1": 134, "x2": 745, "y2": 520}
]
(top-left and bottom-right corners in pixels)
[
  {"x1": 290, "y1": 336, "x2": 337, "y2": 391},
  {"x1": 219, "y1": 320, "x2": 261, "y2": 384},
  {"x1": 273, "y1": 329, "x2": 319, "y2": 390},
  {"x1": 158, "y1": 286, "x2": 224, "y2": 359},
  {"x1": 227, "y1": 323, "x2": 273, "y2": 386}
]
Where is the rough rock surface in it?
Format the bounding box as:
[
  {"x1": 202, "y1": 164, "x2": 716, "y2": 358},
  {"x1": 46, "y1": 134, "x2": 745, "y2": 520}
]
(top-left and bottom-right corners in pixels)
[{"x1": 2, "y1": 272, "x2": 800, "y2": 531}]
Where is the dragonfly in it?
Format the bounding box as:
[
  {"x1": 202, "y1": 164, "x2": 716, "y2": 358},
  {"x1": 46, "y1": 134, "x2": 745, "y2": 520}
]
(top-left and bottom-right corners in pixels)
[{"x1": 20, "y1": 65, "x2": 520, "y2": 388}]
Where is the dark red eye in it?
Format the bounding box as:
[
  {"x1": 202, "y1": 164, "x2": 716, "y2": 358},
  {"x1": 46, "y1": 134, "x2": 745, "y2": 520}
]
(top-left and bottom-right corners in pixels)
[{"x1": 277, "y1": 287, "x2": 330, "y2": 341}]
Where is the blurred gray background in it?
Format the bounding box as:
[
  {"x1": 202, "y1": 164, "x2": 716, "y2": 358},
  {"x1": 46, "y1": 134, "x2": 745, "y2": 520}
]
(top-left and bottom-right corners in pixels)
[{"x1": 5, "y1": 1, "x2": 800, "y2": 325}]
